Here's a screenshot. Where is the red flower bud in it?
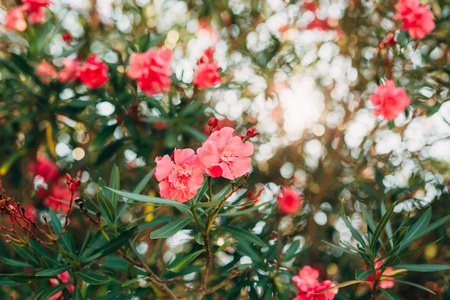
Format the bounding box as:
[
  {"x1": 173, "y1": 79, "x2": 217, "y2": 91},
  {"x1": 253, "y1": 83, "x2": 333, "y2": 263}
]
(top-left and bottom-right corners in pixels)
[
  {"x1": 66, "y1": 173, "x2": 72, "y2": 182},
  {"x1": 62, "y1": 32, "x2": 73, "y2": 43}
]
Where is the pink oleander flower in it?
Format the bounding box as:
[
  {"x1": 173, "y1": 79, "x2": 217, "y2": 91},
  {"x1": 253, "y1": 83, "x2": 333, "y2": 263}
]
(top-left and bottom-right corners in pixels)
[
  {"x1": 49, "y1": 271, "x2": 74, "y2": 300},
  {"x1": 293, "y1": 266, "x2": 338, "y2": 300},
  {"x1": 28, "y1": 153, "x2": 60, "y2": 183},
  {"x1": 193, "y1": 48, "x2": 221, "y2": 88},
  {"x1": 193, "y1": 62, "x2": 221, "y2": 88},
  {"x1": 79, "y1": 55, "x2": 108, "y2": 89},
  {"x1": 127, "y1": 48, "x2": 173, "y2": 96},
  {"x1": 35, "y1": 62, "x2": 57, "y2": 85},
  {"x1": 369, "y1": 80, "x2": 411, "y2": 120},
  {"x1": 4, "y1": 7, "x2": 27, "y2": 31},
  {"x1": 154, "y1": 149, "x2": 205, "y2": 203},
  {"x1": 277, "y1": 186, "x2": 302, "y2": 215},
  {"x1": 22, "y1": 0, "x2": 52, "y2": 24},
  {"x1": 58, "y1": 58, "x2": 80, "y2": 83},
  {"x1": 365, "y1": 259, "x2": 394, "y2": 289},
  {"x1": 197, "y1": 127, "x2": 253, "y2": 180},
  {"x1": 393, "y1": 0, "x2": 435, "y2": 39}
]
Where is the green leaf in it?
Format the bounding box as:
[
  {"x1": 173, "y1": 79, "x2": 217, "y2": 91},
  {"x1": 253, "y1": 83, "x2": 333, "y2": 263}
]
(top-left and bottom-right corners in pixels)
[
  {"x1": 150, "y1": 218, "x2": 191, "y2": 239},
  {"x1": 48, "y1": 209, "x2": 72, "y2": 253},
  {"x1": 219, "y1": 202, "x2": 265, "y2": 217},
  {"x1": 398, "y1": 237, "x2": 442, "y2": 257},
  {"x1": 14, "y1": 246, "x2": 39, "y2": 266},
  {"x1": 402, "y1": 208, "x2": 431, "y2": 245},
  {"x1": 388, "y1": 280, "x2": 435, "y2": 294},
  {"x1": 132, "y1": 167, "x2": 155, "y2": 194},
  {"x1": 195, "y1": 232, "x2": 204, "y2": 245},
  {"x1": 167, "y1": 250, "x2": 204, "y2": 272},
  {"x1": 400, "y1": 214, "x2": 450, "y2": 251},
  {"x1": 135, "y1": 216, "x2": 175, "y2": 231},
  {"x1": 121, "y1": 277, "x2": 148, "y2": 287},
  {"x1": 182, "y1": 126, "x2": 208, "y2": 141},
  {"x1": 78, "y1": 271, "x2": 111, "y2": 285},
  {"x1": 0, "y1": 257, "x2": 33, "y2": 268},
  {"x1": 214, "y1": 239, "x2": 231, "y2": 254},
  {"x1": 371, "y1": 201, "x2": 396, "y2": 254},
  {"x1": 41, "y1": 283, "x2": 71, "y2": 300},
  {"x1": 106, "y1": 187, "x2": 192, "y2": 216},
  {"x1": 36, "y1": 265, "x2": 72, "y2": 277},
  {"x1": 379, "y1": 288, "x2": 401, "y2": 300},
  {"x1": 72, "y1": 287, "x2": 84, "y2": 300},
  {"x1": 95, "y1": 228, "x2": 137, "y2": 258},
  {"x1": 322, "y1": 241, "x2": 362, "y2": 259},
  {"x1": 282, "y1": 241, "x2": 300, "y2": 262},
  {"x1": 192, "y1": 180, "x2": 208, "y2": 204},
  {"x1": 7, "y1": 275, "x2": 50, "y2": 283},
  {"x1": 395, "y1": 264, "x2": 450, "y2": 272},
  {"x1": 220, "y1": 226, "x2": 266, "y2": 247},
  {"x1": 109, "y1": 165, "x2": 120, "y2": 209},
  {"x1": 97, "y1": 192, "x2": 116, "y2": 224},
  {"x1": 212, "y1": 185, "x2": 232, "y2": 202},
  {"x1": 194, "y1": 200, "x2": 221, "y2": 208},
  {"x1": 381, "y1": 202, "x2": 393, "y2": 247},
  {"x1": 340, "y1": 206, "x2": 367, "y2": 248},
  {"x1": 355, "y1": 269, "x2": 371, "y2": 281}
]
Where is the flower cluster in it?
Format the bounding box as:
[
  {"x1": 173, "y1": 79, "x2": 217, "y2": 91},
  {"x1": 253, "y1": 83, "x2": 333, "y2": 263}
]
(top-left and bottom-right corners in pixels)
[
  {"x1": 277, "y1": 186, "x2": 303, "y2": 215},
  {"x1": 293, "y1": 266, "x2": 338, "y2": 300},
  {"x1": 30, "y1": 154, "x2": 79, "y2": 211},
  {"x1": 4, "y1": 0, "x2": 51, "y2": 31},
  {"x1": 33, "y1": 55, "x2": 107, "y2": 88},
  {"x1": 154, "y1": 124, "x2": 257, "y2": 203},
  {"x1": 127, "y1": 48, "x2": 173, "y2": 96},
  {"x1": 193, "y1": 48, "x2": 221, "y2": 88},
  {"x1": 394, "y1": 0, "x2": 435, "y2": 39},
  {"x1": 79, "y1": 55, "x2": 109, "y2": 89},
  {"x1": 369, "y1": 80, "x2": 411, "y2": 120}
]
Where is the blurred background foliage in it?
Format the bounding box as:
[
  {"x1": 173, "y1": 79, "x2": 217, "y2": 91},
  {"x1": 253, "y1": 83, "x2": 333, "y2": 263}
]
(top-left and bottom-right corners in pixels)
[{"x1": 0, "y1": 0, "x2": 449, "y2": 299}]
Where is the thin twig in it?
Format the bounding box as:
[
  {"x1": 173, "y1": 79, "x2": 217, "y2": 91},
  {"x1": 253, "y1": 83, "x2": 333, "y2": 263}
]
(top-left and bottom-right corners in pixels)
[{"x1": 204, "y1": 266, "x2": 252, "y2": 294}]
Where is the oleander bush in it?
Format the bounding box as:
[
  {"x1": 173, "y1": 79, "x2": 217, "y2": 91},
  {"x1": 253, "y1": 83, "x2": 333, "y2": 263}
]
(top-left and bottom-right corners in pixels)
[{"x1": 0, "y1": 0, "x2": 449, "y2": 299}]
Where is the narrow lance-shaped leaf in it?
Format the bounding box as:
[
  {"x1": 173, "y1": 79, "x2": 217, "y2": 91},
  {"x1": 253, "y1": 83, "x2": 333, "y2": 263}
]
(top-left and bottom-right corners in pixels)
[
  {"x1": 78, "y1": 271, "x2": 111, "y2": 285},
  {"x1": 370, "y1": 201, "x2": 396, "y2": 254},
  {"x1": 220, "y1": 226, "x2": 266, "y2": 247},
  {"x1": 340, "y1": 206, "x2": 367, "y2": 248},
  {"x1": 150, "y1": 218, "x2": 191, "y2": 239},
  {"x1": 167, "y1": 250, "x2": 204, "y2": 272},
  {"x1": 97, "y1": 192, "x2": 116, "y2": 224},
  {"x1": 395, "y1": 264, "x2": 450, "y2": 272},
  {"x1": 109, "y1": 164, "x2": 120, "y2": 208}
]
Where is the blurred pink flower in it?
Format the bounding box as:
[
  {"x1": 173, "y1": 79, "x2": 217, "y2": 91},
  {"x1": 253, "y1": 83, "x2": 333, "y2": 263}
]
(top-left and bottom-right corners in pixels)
[
  {"x1": 394, "y1": 0, "x2": 435, "y2": 39},
  {"x1": 22, "y1": 0, "x2": 52, "y2": 24},
  {"x1": 23, "y1": 205, "x2": 37, "y2": 223},
  {"x1": 154, "y1": 149, "x2": 205, "y2": 203},
  {"x1": 44, "y1": 179, "x2": 79, "y2": 212},
  {"x1": 127, "y1": 48, "x2": 173, "y2": 96},
  {"x1": 193, "y1": 62, "x2": 221, "y2": 88},
  {"x1": 29, "y1": 154, "x2": 60, "y2": 183},
  {"x1": 79, "y1": 55, "x2": 108, "y2": 89},
  {"x1": 35, "y1": 62, "x2": 57, "y2": 85},
  {"x1": 293, "y1": 266, "x2": 338, "y2": 300},
  {"x1": 369, "y1": 80, "x2": 410, "y2": 120},
  {"x1": 58, "y1": 58, "x2": 80, "y2": 83},
  {"x1": 365, "y1": 260, "x2": 394, "y2": 289},
  {"x1": 277, "y1": 186, "x2": 302, "y2": 215},
  {"x1": 49, "y1": 271, "x2": 73, "y2": 300},
  {"x1": 4, "y1": 7, "x2": 27, "y2": 31},
  {"x1": 197, "y1": 127, "x2": 253, "y2": 180}
]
